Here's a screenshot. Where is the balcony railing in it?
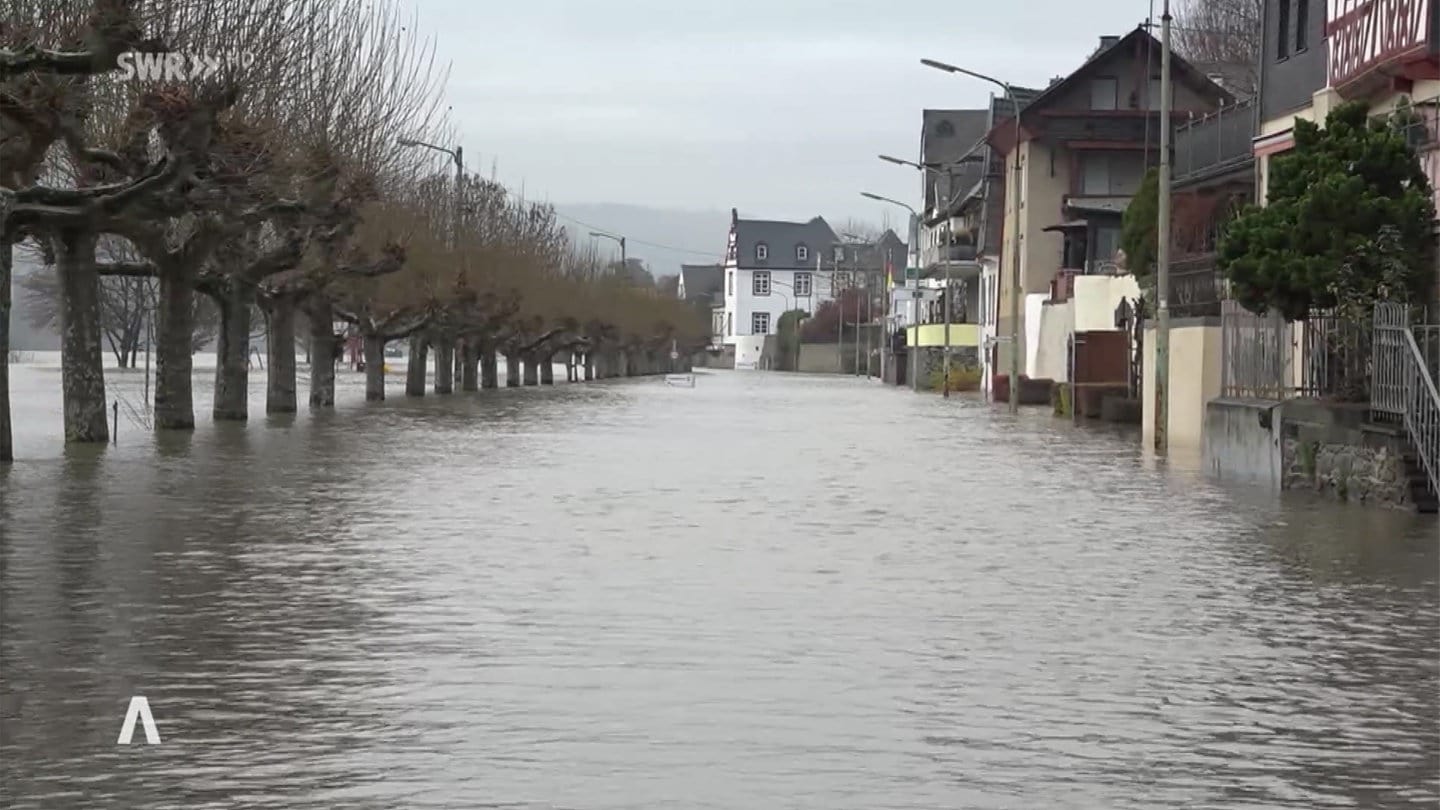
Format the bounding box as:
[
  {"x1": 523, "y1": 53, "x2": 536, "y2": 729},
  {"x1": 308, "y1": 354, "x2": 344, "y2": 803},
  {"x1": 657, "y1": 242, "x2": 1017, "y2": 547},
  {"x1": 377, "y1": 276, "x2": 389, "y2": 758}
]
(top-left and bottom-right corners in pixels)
[
  {"x1": 1327, "y1": 0, "x2": 1438, "y2": 89},
  {"x1": 1168, "y1": 253, "x2": 1226, "y2": 319},
  {"x1": 921, "y1": 242, "x2": 978, "y2": 269},
  {"x1": 1174, "y1": 98, "x2": 1256, "y2": 184}
]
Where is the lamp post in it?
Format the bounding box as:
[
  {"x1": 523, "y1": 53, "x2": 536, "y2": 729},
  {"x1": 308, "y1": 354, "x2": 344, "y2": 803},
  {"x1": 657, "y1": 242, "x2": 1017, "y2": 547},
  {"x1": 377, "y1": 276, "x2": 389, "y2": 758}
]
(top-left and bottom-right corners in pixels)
[
  {"x1": 398, "y1": 138, "x2": 463, "y2": 247},
  {"x1": 590, "y1": 230, "x2": 626, "y2": 273},
  {"x1": 861, "y1": 192, "x2": 921, "y2": 392},
  {"x1": 399, "y1": 137, "x2": 464, "y2": 391},
  {"x1": 1154, "y1": 1, "x2": 1174, "y2": 454},
  {"x1": 921, "y1": 57, "x2": 1023, "y2": 414}
]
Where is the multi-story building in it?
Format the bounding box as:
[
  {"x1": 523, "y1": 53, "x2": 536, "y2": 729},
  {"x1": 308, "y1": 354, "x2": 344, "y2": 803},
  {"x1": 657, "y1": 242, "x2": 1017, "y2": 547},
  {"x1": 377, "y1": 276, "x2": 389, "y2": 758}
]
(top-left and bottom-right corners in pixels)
[
  {"x1": 719, "y1": 209, "x2": 841, "y2": 368},
  {"x1": 985, "y1": 28, "x2": 1231, "y2": 387}
]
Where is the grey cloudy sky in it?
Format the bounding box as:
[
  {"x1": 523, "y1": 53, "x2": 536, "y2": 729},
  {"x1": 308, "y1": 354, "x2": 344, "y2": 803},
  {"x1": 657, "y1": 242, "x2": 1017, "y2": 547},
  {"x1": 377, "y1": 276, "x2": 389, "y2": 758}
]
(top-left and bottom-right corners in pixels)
[{"x1": 404, "y1": 0, "x2": 1158, "y2": 228}]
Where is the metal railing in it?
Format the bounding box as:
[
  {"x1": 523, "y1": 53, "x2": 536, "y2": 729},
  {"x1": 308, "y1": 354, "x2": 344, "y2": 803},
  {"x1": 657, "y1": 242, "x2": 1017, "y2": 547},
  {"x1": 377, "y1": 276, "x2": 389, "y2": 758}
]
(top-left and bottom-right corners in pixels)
[
  {"x1": 1372, "y1": 302, "x2": 1440, "y2": 496},
  {"x1": 1220, "y1": 299, "x2": 1293, "y2": 399},
  {"x1": 1174, "y1": 97, "x2": 1257, "y2": 183},
  {"x1": 1169, "y1": 254, "x2": 1226, "y2": 318},
  {"x1": 1298, "y1": 310, "x2": 1372, "y2": 400}
]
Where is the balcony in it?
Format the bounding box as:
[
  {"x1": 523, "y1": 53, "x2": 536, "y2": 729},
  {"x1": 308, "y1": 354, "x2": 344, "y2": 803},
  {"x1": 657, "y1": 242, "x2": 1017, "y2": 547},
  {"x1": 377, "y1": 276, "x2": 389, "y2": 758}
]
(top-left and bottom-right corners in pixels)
[
  {"x1": 1327, "y1": 0, "x2": 1439, "y2": 91},
  {"x1": 1167, "y1": 253, "x2": 1227, "y2": 319},
  {"x1": 1173, "y1": 98, "x2": 1256, "y2": 187}
]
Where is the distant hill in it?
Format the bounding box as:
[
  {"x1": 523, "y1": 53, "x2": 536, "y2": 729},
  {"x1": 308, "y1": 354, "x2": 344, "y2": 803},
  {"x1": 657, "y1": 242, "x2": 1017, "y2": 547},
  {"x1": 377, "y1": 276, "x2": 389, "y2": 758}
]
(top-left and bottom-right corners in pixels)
[{"x1": 552, "y1": 203, "x2": 732, "y2": 279}]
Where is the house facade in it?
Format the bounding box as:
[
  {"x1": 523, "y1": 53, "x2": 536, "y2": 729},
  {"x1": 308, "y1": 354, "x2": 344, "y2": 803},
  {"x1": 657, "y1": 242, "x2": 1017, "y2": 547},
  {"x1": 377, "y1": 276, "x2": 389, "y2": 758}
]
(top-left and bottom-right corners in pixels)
[
  {"x1": 720, "y1": 209, "x2": 841, "y2": 368},
  {"x1": 677, "y1": 263, "x2": 725, "y2": 347},
  {"x1": 986, "y1": 28, "x2": 1231, "y2": 386}
]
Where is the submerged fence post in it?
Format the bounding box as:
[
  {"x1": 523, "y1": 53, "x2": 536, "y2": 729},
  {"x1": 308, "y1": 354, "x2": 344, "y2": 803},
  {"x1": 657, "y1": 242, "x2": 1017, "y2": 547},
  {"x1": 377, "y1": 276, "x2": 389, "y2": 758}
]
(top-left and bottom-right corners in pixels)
[{"x1": 111, "y1": 400, "x2": 118, "y2": 444}]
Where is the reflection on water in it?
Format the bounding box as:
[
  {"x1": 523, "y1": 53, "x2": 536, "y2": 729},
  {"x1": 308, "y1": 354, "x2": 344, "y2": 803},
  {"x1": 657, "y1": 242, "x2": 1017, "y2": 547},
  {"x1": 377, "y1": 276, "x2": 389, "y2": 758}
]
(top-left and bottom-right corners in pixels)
[{"x1": 2, "y1": 368, "x2": 1436, "y2": 809}]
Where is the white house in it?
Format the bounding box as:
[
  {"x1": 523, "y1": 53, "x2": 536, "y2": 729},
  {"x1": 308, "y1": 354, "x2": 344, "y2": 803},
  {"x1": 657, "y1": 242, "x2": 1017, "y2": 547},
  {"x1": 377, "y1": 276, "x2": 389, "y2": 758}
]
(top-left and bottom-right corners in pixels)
[{"x1": 721, "y1": 209, "x2": 841, "y2": 369}]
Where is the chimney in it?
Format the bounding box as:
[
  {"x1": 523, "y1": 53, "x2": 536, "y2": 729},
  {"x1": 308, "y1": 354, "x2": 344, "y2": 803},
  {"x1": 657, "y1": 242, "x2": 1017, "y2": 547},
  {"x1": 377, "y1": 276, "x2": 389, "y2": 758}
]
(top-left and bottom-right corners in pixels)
[
  {"x1": 1099, "y1": 35, "x2": 1120, "y2": 50},
  {"x1": 731, "y1": 207, "x2": 738, "y2": 224}
]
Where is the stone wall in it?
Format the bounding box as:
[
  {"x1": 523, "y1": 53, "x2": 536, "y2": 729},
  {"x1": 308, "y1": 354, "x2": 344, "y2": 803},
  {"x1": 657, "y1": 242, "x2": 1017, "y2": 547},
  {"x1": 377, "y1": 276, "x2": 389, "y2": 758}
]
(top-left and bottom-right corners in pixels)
[
  {"x1": 1278, "y1": 400, "x2": 1416, "y2": 510},
  {"x1": 913, "y1": 346, "x2": 980, "y2": 390},
  {"x1": 1282, "y1": 436, "x2": 1414, "y2": 509}
]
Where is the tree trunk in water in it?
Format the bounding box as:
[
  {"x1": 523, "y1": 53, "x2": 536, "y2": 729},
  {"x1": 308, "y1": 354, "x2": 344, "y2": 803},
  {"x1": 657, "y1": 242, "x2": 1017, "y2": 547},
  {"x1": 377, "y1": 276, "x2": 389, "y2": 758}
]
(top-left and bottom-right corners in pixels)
[
  {"x1": 406, "y1": 336, "x2": 428, "y2": 397},
  {"x1": 505, "y1": 353, "x2": 521, "y2": 387},
  {"x1": 154, "y1": 265, "x2": 195, "y2": 429},
  {"x1": 540, "y1": 355, "x2": 555, "y2": 385},
  {"x1": 434, "y1": 337, "x2": 454, "y2": 394},
  {"x1": 56, "y1": 229, "x2": 109, "y2": 443},
  {"x1": 1, "y1": 240, "x2": 12, "y2": 463},
  {"x1": 584, "y1": 353, "x2": 594, "y2": 381},
  {"x1": 522, "y1": 355, "x2": 539, "y2": 385},
  {"x1": 265, "y1": 295, "x2": 297, "y2": 414},
  {"x1": 363, "y1": 334, "x2": 386, "y2": 400},
  {"x1": 212, "y1": 281, "x2": 253, "y2": 422},
  {"x1": 480, "y1": 345, "x2": 498, "y2": 389},
  {"x1": 307, "y1": 300, "x2": 336, "y2": 408},
  {"x1": 460, "y1": 342, "x2": 479, "y2": 392},
  {"x1": 453, "y1": 338, "x2": 466, "y2": 389}
]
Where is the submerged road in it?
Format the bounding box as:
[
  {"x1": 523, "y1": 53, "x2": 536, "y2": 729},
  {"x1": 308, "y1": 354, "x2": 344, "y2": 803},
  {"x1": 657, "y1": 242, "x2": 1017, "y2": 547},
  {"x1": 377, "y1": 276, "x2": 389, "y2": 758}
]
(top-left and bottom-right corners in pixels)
[{"x1": 2, "y1": 367, "x2": 1436, "y2": 808}]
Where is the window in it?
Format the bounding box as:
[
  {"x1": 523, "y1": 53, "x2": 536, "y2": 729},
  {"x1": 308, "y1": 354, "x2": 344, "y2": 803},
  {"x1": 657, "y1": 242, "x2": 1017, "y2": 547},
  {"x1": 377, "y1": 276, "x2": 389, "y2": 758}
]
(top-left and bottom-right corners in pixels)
[
  {"x1": 1277, "y1": 0, "x2": 1290, "y2": 59},
  {"x1": 752, "y1": 312, "x2": 770, "y2": 335},
  {"x1": 936, "y1": 119, "x2": 955, "y2": 138},
  {"x1": 1081, "y1": 153, "x2": 1113, "y2": 195},
  {"x1": 727, "y1": 271, "x2": 733, "y2": 295},
  {"x1": 726, "y1": 312, "x2": 733, "y2": 336},
  {"x1": 1089, "y1": 77, "x2": 1118, "y2": 110},
  {"x1": 1148, "y1": 77, "x2": 1164, "y2": 110},
  {"x1": 833, "y1": 245, "x2": 845, "y2": 262},
  {"x1": 756, "y1": 242, "x2": 768, "y2": 261},
  {"x1": 1295, "y1": 0, "x2": 1308, "y2": 52},
  {"x1": 1093, "y1": 226, "x2": 1121, "y2": 264},
  {"x1": 836, "y1": 271, "x2": 851, "y2": 288},
  {"x1": 753, "y1": 270, "x2": 771, "y2": 296},
  {"x1": 795, "y1": 272, "x2": 812, "y2": 296},
  {"x1": 796, "y1": 244, "x2": 808, "y2": 262}
]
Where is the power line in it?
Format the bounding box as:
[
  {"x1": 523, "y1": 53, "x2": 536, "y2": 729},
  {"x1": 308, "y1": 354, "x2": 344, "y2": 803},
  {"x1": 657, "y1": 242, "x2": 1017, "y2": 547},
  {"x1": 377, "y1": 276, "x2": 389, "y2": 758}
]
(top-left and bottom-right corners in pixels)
[{"x1": 546, "y1": 208, "x2": 726, "y2": 260}]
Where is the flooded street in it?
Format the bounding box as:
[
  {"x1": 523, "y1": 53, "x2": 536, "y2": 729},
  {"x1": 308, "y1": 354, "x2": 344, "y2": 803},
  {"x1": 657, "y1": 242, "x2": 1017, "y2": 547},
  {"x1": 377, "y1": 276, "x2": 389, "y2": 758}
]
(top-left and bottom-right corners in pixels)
[{"x1": 1, "y1": 366, "x2": 1437, "y2": 809}]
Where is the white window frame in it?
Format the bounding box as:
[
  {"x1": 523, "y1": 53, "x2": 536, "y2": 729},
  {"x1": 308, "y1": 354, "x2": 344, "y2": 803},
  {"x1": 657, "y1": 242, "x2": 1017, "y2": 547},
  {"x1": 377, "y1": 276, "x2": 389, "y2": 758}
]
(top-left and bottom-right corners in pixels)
[
  {"x1": 753, "y1": 270, "x2": 771, "y2": 296},
  {"x1": 756, "y1": 243, "x2": 768, "y2": 261},
  {"x1": 833, "y1": 246, "x2": 844, "y2": 262},
  {"x1": 796, "y1": 245, "x2": 808, "y2": 262},
  {"x1": 752, "y1": 312, "x2": 770, "y2": 335},
  {"x1": 794, "y1": 272, "x2": 812, "y2": 297}
]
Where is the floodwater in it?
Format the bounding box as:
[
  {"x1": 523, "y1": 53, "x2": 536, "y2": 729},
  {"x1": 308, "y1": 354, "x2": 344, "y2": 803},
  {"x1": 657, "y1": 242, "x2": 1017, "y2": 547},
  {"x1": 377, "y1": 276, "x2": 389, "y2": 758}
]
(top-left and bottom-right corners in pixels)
[{"x1": 1, "y1": 357, "x2": 1437, "y2": 809}]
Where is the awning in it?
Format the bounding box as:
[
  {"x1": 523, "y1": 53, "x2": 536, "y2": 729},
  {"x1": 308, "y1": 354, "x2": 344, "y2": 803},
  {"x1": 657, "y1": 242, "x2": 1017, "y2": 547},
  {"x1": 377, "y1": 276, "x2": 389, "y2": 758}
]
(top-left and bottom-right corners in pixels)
[{"x1": 1043, "y1": 219, "x2": 1089, "y2": 233}]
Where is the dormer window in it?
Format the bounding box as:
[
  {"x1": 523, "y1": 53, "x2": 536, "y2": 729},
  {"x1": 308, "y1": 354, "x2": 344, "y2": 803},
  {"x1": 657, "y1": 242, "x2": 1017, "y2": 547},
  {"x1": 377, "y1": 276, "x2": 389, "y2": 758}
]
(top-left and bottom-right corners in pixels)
[
  {"x1": 796, "y1": 244, "x2": 809, "y2": 262},
  {"x1": 756, "y1": 242, "x2": 768, "y2": 261}
]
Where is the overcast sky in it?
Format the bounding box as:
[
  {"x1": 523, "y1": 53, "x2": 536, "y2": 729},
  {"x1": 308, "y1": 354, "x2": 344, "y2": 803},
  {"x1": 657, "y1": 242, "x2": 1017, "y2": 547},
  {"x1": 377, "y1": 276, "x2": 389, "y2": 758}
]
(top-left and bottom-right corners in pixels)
[{"x1": 402, "y1": 0, "x2": 1158, "y2": 232}]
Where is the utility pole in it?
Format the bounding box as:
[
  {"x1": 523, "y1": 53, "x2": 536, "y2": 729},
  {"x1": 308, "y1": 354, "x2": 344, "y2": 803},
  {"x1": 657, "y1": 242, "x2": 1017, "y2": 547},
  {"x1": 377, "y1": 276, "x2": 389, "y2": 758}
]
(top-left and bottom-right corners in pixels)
[
  {"x1": 1155, "y1": 0, "x2": 1173, "y2": 453},
  {"x1": 943, "y1": 205, "x2": 953, "y2": 397}
]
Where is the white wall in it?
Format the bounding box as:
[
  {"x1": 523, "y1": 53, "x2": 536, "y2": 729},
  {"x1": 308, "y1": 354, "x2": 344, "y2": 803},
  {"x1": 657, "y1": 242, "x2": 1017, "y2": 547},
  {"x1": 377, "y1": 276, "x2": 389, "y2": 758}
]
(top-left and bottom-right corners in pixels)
[
  {"x1": 1033, "y1": 301, "x2": 1075, "y2": 383},
  {"x1": 1073, "y1": 275, "x2": 1141, "y2": 332},
  {"x1": 725, "y1": 267, "x2": 834, "y2": 345},
  {"x1": 1024, "y1": 293, "x2": 1047, "y2": 378},
  {"x1": 733, "y1": 335, "x2": 766, "y2": 369}
]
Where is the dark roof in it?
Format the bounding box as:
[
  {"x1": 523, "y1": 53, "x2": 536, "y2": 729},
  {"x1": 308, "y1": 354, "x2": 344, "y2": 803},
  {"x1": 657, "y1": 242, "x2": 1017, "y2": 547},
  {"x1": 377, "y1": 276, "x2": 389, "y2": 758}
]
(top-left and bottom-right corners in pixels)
[
  {"x1": 920, "y1": 109, "x2": 990, "y2": 214},
  {"x1": 731, "y1": 213, "x2": 838, "y2": 270},
  {"x1": 1016, "y1": 27, "x2": 1233, "y2": 122},
  {"x1": 678, "y1": 263, "x2": 723, "y2": 300}
]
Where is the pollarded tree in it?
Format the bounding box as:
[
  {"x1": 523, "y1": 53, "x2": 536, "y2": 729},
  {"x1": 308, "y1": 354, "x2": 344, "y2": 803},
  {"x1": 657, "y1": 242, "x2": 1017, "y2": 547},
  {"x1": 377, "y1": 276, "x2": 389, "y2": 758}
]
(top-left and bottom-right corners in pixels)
[{"x1": 1218, "y1": 100, "x2": 1436, "y2": 321}]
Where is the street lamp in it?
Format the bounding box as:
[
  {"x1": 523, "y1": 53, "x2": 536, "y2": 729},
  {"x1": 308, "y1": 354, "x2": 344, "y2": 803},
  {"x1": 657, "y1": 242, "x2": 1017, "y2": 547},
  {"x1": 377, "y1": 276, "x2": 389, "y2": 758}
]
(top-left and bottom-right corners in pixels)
[
  {"x1": 861, "y1": 191, "x2": 922, "y2": 392},
  {"x1": 590, "y1": 231, "x2": 626, "y2": 272},
  {"x1": 398, "y1": 138, "x2": 463, "y2": 248},
  {"x1": 921, "y1": 57, "x2": 1023, "y2": 414}
]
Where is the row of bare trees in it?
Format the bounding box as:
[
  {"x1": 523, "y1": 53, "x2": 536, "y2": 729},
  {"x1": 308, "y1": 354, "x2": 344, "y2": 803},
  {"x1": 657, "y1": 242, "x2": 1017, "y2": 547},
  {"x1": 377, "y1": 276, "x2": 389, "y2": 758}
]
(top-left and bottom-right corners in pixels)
[{"x1": 1, "y1": 0, "x2": 706, "y2": 463}]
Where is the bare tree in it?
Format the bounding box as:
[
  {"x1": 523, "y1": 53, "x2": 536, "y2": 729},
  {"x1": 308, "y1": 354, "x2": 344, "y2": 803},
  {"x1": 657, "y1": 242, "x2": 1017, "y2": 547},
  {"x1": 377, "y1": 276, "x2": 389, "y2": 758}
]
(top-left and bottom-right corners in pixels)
[{"x1": 1173, "y1": 0, "x2": 1262, "y2": 99}]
